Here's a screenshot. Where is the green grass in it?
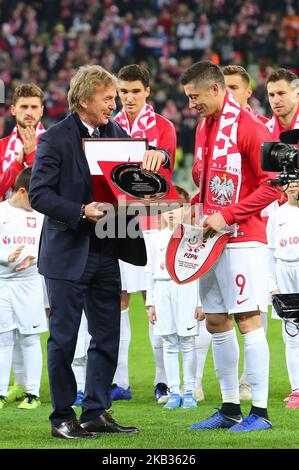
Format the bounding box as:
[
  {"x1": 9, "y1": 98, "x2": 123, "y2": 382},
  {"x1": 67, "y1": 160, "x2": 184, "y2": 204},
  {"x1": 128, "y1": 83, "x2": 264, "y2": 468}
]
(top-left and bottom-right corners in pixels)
[{"x1": 0, "y1": 293, "x2": 299, "y2": 449}]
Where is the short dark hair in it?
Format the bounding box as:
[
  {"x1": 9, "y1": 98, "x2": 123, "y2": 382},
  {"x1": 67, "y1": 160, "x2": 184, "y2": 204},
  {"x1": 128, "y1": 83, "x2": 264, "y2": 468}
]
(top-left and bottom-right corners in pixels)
[
  {"x1": 174, "y1": 185, "x2": 190, "y2": 203},
  {"x1": 13, "y1": 167, "x2": 32, "y2": 192},
  {"x1": 118, "y1": 64, "x2": 150, "y2": 88},
  {"x1": 222, "y1": 65, "x2": 251, "y2": 87},
  {"x1": 180, "y1": 60, "x2": 226, "y2": 90},
  {"x1": 12, "y1": 84, "x2": 44, "y2": 106},
  {"x1": 265, "y1": 68, "x2": 298, "y2": 86}
]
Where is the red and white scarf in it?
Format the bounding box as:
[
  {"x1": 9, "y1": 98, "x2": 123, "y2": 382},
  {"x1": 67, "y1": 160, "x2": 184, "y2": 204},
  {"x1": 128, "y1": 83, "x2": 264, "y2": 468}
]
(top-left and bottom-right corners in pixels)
[
  {"x1": 195, "y1": 92, "x2": 242, "y2": 214},
  {"x1": 115, "y1": 104, "x2": 158, "y2": 146},
  {"x1": 2, "y1": 122, "x2": 45, "y2": 171},
  {"x1": 265, "y1": 105, "x2": 299, "y2": 139}
]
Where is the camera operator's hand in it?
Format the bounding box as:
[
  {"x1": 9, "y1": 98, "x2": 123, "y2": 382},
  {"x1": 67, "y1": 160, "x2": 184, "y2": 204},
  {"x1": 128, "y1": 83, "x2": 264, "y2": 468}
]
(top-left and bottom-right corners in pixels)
[{"x1": 271, "y1": 289, "x2": 280, "y2": 297}]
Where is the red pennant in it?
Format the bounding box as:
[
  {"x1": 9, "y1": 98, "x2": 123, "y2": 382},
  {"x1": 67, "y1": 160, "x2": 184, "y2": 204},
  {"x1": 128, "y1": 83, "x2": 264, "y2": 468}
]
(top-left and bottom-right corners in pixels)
[{"x1": 166, "y1": 224, "x2": 232, "y2": 284}]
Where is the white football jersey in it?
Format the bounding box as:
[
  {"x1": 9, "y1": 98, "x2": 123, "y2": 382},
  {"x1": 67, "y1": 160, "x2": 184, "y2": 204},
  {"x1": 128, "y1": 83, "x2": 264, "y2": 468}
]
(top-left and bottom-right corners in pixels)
[
  {"x1": 267, "y1": 202, "x2": 299, "y2": 262},
  {"x1": 0, "y1": 200, "x2": 44, "y2": 278}
]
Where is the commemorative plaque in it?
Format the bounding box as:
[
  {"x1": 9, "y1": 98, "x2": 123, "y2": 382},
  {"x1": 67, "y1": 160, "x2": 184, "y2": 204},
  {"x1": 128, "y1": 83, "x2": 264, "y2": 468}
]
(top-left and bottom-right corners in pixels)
[
  {"x1": 83, "y1": 138, "x2": 180, "y2": 207},
  {"x1": 111, "y1": 163, "x2": 169, "y2": 200}
]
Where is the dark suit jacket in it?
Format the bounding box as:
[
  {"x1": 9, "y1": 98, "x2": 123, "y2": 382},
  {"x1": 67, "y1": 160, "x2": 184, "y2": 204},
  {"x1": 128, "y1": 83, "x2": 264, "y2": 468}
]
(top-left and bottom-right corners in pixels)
[{"x1": 29, "y1": 113, "x2": 147, "y2": 280}]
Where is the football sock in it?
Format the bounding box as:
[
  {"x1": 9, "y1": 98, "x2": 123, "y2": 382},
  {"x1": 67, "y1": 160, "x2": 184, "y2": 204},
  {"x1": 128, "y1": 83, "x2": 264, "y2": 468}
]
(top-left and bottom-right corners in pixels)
[
  {"x1": 212, "y1": 329, "x2": 240, "y2": 404},
  {"x1": 243, "y1": 327, "x2": 269, "y2": 409},
  {"x1": 284, "y1": 321, "x2": 299, "y2": 391},
  {"x1": 0, "y1": 330, "x2": 14, "y2": 396},
  {"x1": 180, "y1": 335, "x2": 196, "y2": 394},
  {"x1": 72, "y1": 355, "x2": 87, "y2": 391},
  {"x1": 162, "y1": 334, "x2": 180, "y2": 395},
  {"x1": 12, "y1": 341, "x2": 26, "y2": 388},
  {"x1": 149, "y1": 323, "x2": 167, "y2": 386},
  {"x1": 250, "y1": 405, "x2": 269, "y2": 419},
  {"x1": 195, "y1": 319, "x2": 211, "y2": 390},
  {"x1": 113, "y1": 308, "x2": 131, "y2": 389},
  {"x1": 19, "y1": 332, "x2": 42, "y2": 397}
]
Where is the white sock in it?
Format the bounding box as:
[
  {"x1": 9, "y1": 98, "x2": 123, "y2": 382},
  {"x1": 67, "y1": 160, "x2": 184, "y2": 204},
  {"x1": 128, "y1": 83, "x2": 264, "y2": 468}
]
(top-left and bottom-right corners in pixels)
[
  {"x1": 12, "y1": 340, "x2": 26, "y2": 388},
  {"x1": 240, "y1": 312, "x2": 268, "y2": 385},
  {"x1": 261, "y1": 311, "x2": 268, "y2": 334},
  {"x1": 113, "y1": 308, "x2": 131, "y2": 389},
  {"x1": 195, "y1": 319, "x2": 211, "y2": 390},
  {"x1": 162, "y1": 334, "x2": 180, "y2": 395},
  {"x1": 243, "y1": 327, "x2": 269, "y2": 408},
  {"x1": 284, "y1": 321, "x2": 299, "y2": 391},
  {"x1": 180, "y1": 336, "x2": 196, "y2": 394},
  {"x1": 149, "y1": 323, "x2": 167, "y2": 385},
  {"x1": 212, "y1": 329, "x2": 240, "y2": 404},
  {"x1": 72, "y1": 356, "x2": 87, "y2": 391},
  {"x1": 19, "y1": 332, "x2": 43, "y2": 397},
  {"x1": 0, "y1": 330, "x2": 14, "y2": 396}
]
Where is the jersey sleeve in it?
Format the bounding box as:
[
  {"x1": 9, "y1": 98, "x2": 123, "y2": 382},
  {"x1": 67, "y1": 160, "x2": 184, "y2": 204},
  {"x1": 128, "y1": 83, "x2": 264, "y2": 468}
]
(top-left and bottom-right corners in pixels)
[
  {"x1": 220, "y1": 114, "x2": 280, "y2": 225},
  {"x1": 0, "y1": 159, "x2": 25, "y2": 198}
]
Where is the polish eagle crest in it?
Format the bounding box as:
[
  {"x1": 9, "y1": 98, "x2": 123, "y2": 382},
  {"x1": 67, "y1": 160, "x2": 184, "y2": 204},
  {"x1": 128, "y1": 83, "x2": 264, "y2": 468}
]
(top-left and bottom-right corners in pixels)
[{"x1": 209, "y1": 173, "x2": 235, "y2": 206}]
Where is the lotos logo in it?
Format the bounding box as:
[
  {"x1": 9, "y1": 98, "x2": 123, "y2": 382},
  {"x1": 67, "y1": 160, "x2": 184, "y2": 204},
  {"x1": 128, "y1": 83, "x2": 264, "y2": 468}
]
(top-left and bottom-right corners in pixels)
[
  {"x1": 2, "y1": 236, "x2": 11, "y2": 245},
  {"x1": 279, "y1": 238, "x2": 288, "y2": 247}
]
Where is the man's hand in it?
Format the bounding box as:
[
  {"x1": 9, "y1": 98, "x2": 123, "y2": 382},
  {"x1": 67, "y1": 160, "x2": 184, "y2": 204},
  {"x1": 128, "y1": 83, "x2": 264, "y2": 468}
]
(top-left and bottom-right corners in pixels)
[
  {"x1": 147, "y1": 306, "x2": 157, "y2": 324},
  {"x1": 15, "y1": 255, "x2": 36, "y2": 272},
  {"x1": 18, "y1": 126, "x2": 36, "y2": 155},
  {"x1": 8, "y1": 245, "x2": 25, "y2": 263},
  {"x1": 271, "y1": 289, "x2": 280, "y2": 296},
  {"x1": 17, "y1": 148, "x2": 25, "y2": 164},
  {"x1": 195, "y1": 306, "x2": 205, "y2": 321},
  {"x1": 84, "y1": 202, "x2": 106, "y2": 223},
  {"x1": 203, "y1": 212, "x2": 227, "y2": 239},
  {"x1": 142, "y1": 150, "x2": 165, "y2": 171}
]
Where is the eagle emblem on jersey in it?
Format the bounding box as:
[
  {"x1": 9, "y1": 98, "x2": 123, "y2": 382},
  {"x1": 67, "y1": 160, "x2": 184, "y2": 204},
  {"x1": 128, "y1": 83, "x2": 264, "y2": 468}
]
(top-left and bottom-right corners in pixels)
[{"x1": 209, "y1": 174, "x2": 235, "y2": 206}]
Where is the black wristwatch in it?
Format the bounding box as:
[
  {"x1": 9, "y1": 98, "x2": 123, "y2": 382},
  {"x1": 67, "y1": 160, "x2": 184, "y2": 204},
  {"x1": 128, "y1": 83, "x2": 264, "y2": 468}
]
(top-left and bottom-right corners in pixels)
[{"x1": 79, "y1": 204, "x2": 86, "y2": 221}]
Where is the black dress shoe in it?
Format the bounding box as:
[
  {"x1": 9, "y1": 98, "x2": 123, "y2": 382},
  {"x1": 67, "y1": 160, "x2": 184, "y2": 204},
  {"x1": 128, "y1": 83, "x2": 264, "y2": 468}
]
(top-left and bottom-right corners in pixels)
[
  {"x1": 52, "y1": 419, "x2": 98, "y2": 439},
  {"x1": 81, "y1": 411, "x2": 139, "y2": 434}
]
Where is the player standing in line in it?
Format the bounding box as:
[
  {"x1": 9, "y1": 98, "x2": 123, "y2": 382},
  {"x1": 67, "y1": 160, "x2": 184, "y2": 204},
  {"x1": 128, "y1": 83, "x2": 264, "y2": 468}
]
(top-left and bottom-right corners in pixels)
[
  {"x1": 0, "y1": 167, "x2": 47, "y2": 410},
  {"x1": 0, "y1": 84, "x2": 45, "y2": 402},
  {"x1": 181, "y1": 61, "x2": 279, "y2": 432},
  {"x1": 223, "y1": 65, "x2": 269, "y2": 401},
  {"x1": 265, "y1": 68, "x2": 299, "y2": 139},
  {"x1": 146, "y1": 186, "x2": 201, "y2": 409},
  {"x1": 267, "y1": 182, "x2": 299, "y2": 408},
  {"x1": 0, "y1": 83, "x2": 44, "y2": 199},
  {"x1": 113, "y1": 64, "x2": 177, "y2": 403}
]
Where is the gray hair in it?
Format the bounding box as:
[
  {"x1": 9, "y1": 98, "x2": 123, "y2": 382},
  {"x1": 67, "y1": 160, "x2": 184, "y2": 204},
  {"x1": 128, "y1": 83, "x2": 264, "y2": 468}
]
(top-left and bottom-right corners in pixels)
[{"x1": 68, "y1": 65, "x2": 118, "y2": 112}]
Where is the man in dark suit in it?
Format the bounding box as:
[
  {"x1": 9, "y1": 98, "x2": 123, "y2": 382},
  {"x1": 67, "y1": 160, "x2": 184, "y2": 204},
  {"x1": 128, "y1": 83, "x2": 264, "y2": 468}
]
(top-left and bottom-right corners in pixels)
[{"x1": 29, "y1": 65, "x2": 169, "y2": 439}]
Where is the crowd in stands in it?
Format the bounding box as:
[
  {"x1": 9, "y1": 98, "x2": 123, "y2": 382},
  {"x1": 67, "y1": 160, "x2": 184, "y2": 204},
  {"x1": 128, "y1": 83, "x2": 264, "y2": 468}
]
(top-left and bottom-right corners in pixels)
[{"x1": 1, "y1": 0, "x2": 299, "y2": 173}]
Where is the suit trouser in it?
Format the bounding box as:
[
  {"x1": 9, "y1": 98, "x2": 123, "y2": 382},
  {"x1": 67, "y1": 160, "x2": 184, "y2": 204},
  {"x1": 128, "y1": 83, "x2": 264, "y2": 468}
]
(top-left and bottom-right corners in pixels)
[{"x1": 45, "y1": 245, "x2": 121, "y2": 427}]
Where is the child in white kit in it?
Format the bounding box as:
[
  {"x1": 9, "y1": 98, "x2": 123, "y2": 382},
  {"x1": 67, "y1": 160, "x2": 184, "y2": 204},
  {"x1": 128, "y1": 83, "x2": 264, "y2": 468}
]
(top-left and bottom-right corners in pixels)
[
  {"x1": 0, "y1": 168, "x2": 47, "y2": 410},
  {"x1": 267, "y1": 182, "x2": 299, "y2": 408},
  {"x1": 146, "y1": 186, "x2": 202, "y2": 409}
]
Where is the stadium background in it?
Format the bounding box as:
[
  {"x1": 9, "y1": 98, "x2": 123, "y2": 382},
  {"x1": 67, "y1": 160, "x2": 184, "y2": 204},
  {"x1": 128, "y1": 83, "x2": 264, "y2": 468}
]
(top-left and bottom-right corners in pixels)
[
  {"x1": 1, "y1": 0, "x2": 299, "y2": 191},
  {"x1": 1, "y1": 0, "x2": 299, "y2": 451}
]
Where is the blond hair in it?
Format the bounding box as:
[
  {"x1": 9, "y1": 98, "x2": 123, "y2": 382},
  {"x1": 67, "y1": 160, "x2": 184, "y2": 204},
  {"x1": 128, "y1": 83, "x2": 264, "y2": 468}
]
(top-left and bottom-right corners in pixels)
[
  {"x1": 68, "y1": 65, "x2": 118, "y2": 112},
  {"x1": 222, "y1": 65, "x2": 251, "y2": 87}
]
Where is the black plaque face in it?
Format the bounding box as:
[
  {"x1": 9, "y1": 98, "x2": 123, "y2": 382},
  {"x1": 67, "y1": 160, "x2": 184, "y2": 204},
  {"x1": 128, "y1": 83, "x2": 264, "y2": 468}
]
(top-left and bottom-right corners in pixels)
[{"x1": 111, "y1": 163, "x2": 169, "y2": 200}]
